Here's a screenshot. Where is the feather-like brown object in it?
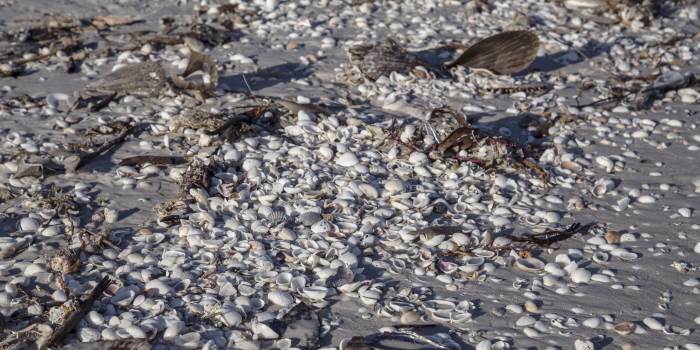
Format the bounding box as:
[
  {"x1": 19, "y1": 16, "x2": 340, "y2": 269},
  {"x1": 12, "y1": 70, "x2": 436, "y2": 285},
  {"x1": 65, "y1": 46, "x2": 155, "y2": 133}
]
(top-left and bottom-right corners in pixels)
[{"x1": 445, "y1": 30, "x2": 540, "y2": 74}]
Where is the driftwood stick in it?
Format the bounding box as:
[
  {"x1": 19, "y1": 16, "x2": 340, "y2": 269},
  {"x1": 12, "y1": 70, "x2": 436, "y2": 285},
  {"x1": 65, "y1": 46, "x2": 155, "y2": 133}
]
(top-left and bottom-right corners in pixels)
[
  {"x1": 43, "y1": 276, "x2": 112, "y2": 349},
  {"x1": 65, "y1": 124, "x2": 142, "y2": 173}
]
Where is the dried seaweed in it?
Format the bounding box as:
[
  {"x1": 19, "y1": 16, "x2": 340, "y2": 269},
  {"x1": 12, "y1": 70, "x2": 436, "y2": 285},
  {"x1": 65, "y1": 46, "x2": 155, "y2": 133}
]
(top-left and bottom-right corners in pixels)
[
  {"x1": 86, "y1": 61, "x2": 167, "y2": 97},
  {"x1": 505, "y1": 222, "x2": 593, "y2": 248},
  {"x1": 170, "y1": 51, "x2": 220, "y2": 99},
  {"x1": 64, "y1": 123, "x2": 142, "y2": 173},
  {"x1": 59, "y1": 339, "x2": 151, "y2": 350},
  {"x1": 118, "y1": 155, "x2": 186, "y2": 167}
]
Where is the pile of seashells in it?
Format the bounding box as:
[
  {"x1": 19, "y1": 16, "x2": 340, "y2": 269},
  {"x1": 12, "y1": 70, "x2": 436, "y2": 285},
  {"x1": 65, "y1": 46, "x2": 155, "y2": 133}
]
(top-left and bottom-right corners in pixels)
[{"x1": 1, "y1": 0, "x2": 700, "y2": 349}]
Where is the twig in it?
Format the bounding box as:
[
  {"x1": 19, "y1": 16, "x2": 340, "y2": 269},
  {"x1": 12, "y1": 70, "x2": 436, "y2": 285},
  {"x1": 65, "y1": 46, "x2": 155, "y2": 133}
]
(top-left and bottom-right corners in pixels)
[
  {"x1": 64, "y1": 124, "x2": 142, "y2": 173},
  {"x1": 42, "y1": 276, "x2": 112, "y2": 349}
]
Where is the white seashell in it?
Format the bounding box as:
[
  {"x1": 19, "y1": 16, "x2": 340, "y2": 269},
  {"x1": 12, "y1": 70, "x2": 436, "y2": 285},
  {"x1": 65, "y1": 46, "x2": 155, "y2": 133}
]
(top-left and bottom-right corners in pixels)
[
  {"x1": 459, "y1": 257, "x2": 485, "y2": 273},
  {"x1": 336, "y1": 152, "x2": 359, "y2": 167},
  {"x1": 516, "y1": 315, "x2": 537, "y2": 327},
  {"x1": 476, "y1": 340, "x2": 492, "y2": 350},
  {"x1": 383, "y1": 179, "x2": 405, "y2": 194},
  {"x1": 582, "y1": 317, "x2": 601, "y2": 328},
  {"x1": 46, "y1": 93, "x2": 70, "y2": 109},
  {"x1": 358, "y1": 288, "x2": 381, "y2": 306},
  {"x1": 268, "y1": 291, "x2": 294, "y2": 307},
  {"x1": 574, "y1": 339, "x2": 595, "y2": 350},
  {"x1": 421, "y1": 234, "x2": 445, "y2": 247},
  {"x1": 592, "y1": 178, "x2": 615, "y2": 197},
  {"x1": 40, "y1": 225, "x2": 61, "y2": 237},
  {"x1": 592, "y1": 252, "x2": 610, "y2": 264},
  {"x1": 408, "y1": 152, "x2": 428, "y2": 165},
  {"x1": 301, "y1": 286, "x2": 329, "y2": 300},
  {"x1": 222, "y1": 311, "x2": 242, "y2": 327},
  {"x1": 523, "y1": 327, "x2": 541, "y2": 338},
  {"x1": 595, "y1": 156, "x2": 614, "y2": 172},
  {"x1": 610, "y1": 248, "x2": 639, "y2": 261},
  {"x1": 19, "y1": 217, "x2": 40, "y2": 232},
  {"x1": 492, "y1": 236, "x2": 512, "y2": 248},
  {"x1": 643, "y1": 317, "x2": 664, "y2": 331},
  {"x1": 145, "y1": 279, "x2": 173, "y2": 296},
  {"x1": 636, "y1": 195, "x2": 656, "y2": 204},
  {"x1": 311, "y1": 220, "x2": 333, "y2": 234},
  {"x1": 515, "y1": 257, "x2": 545, "y2": 273},
  {"x1": 24, "y1": 263, "x2": 46, "y2": 276}
]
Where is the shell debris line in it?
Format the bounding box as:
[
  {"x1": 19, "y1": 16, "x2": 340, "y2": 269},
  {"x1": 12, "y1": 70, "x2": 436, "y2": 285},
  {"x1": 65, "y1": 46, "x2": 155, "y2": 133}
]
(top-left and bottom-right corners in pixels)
[{"x1": 1, "y1": 0, "x2": 700, "y2": 349}]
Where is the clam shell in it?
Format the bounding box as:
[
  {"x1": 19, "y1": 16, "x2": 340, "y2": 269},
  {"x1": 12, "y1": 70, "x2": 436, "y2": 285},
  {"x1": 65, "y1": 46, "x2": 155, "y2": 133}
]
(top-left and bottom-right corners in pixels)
[
  {"x1": 613, "y1": 321, "x2": 635, "y2": 335},
  {"x1": 459, "y1": 257, "x2": 485, "y2": 273},
  {"x1": 301, "y1": 286, "x2": 329, "y2": 300},
  {"x1": 514, "y1": 257, "x2": 545, "y2": 273}
]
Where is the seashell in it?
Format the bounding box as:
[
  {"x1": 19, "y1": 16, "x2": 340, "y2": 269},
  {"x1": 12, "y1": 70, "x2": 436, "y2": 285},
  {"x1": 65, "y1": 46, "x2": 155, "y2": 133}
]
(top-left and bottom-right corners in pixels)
[
  {"x1": 592, "y1": 251, "x2": 610, "y2": 264},
  {"x1": 592, "y1": 178, "x2": 615, "y2": 197},
  {"x1": 514, "y1": 257, "x2": 545, "y2": 273},
  {"x1": 336, "y1": 152, "x2": 359, "y2": 167},
  {"x1": 437, "y1": 259, "x2": 458, "y2": 274},
  {"x1": 643, "y1": 317, "x2": 664, "y2": 331},
  {"x1": 472, "y1": 248, "x2": 496, "y2": 258},
  {"x1": 459, "y1": 257, "x2": 485, "y2": 273},
  {"x1": 222, "y1": 310, "x2": 242, "y2": 327},
  {"x1": 420, "y1": 234, "x2": 445, "y2": 247},
  {"x1": 358, "y1": 287, "x2": 382, "y2": 306},
  {"x1": 574, "y1": 339, "x2": 595, "y2": 350},
  {"x1": 570, "y1": 268, "x2": 591, "y2": 284},
  {"x1": 19, "y1": 217, "x2": 40, "y2": 232},
  {"x1": 301, "y1": 286, "x2": 329, "y2": 300},
  {"x1": 268, "y1": 290, "x2": 295, "y2": 307},
  {"x1": 311, "y1": 220, "x2": 333, "y2": 234},
  {"x1": 605, "y1": 230, "x2": 621, "y2": 244},
  {"x1": 610, "y1": 248, "x2": 639, "y2": 261},
  {"x1": 337, "y1": 280, "x2": 366, "y2": 293},
  {"x1": 252, "y1": 321, "x2": 279, "y2": 340},
  {"x1": 613, "y1": 321, "x2": 636, "y2": 335}
]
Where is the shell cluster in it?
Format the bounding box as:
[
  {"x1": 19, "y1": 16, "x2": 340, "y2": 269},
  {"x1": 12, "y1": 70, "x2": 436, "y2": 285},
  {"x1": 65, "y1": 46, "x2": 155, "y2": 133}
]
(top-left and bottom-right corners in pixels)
[{"x1": 1, "y1": 0, "x2": 700, "y2": 349}]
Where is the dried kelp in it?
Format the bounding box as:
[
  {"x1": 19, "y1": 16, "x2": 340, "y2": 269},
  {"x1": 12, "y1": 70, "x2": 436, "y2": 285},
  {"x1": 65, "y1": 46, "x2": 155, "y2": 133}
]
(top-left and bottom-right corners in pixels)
[
  {"x1": 59, "y1": 339, "x2": 151, "y2": 350},
  {"x1": 505, "y1": 222, "x2": 593, "y2": 248},
  {"x1": 64, "y1": 123, "x2": 142, "y2": 173}
]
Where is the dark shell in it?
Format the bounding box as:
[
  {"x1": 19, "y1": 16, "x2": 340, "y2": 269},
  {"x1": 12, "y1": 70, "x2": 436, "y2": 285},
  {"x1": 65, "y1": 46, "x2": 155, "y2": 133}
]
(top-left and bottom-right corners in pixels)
[{"x1": 446, "y1": 30, "x2": 540, "y2": 74}]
